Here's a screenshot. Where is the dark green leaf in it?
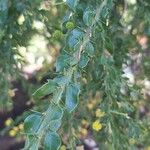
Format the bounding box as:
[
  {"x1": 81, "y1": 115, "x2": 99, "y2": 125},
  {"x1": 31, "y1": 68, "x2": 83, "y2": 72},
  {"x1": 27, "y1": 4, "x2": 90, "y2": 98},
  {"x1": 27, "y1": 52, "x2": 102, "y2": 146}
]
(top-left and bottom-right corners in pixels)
[
  {"x1": 24, "y1": 135, "x2": 39, "y2": 150},
  {"x1": 66, "y1": 0, "x2": 78, "y2": 11},
  {"x1": 83, "y1": 10, "x2": 94, "y2": 26},
  {"x1": 65, "y1": 83, "x2": 80, "y2": 112},
  {"x1": 56, "y1": 53, "x2": 70, "y2": 72},
  {"x1": 53, "y1": 88, "x2": 64, "y2": 103},
  {"x1": 54, "y1": 76, "x2": 70, "y2": 86},
  {"x1": 68, "y1": 28, "x2": 84, "y2": 50},
  {"x1": 33, "y1": 80, "x2": 56, "y2": 99},
  {"x1": 43, "y1": 131, "x2": 61, "y2": 150},
  {"x1": 101, "y1": 6, "x2": 109, "y2": 19},
  {"x1": 49, "y1": 119, "x2": 62, "y2": 132},
  {"x1": 46, "y1": 103, "x2": 63, "y2": 121},
  {"x1": 79, "y1": 53, "x2": 89, "y2": 68},
  {"x1": 40, "y1": 104, "x2": 63, "y2": 130},
  {"x1": 68, "y1": 35, "x2": 79, "y2": 49},
  {"x1": 24, "y1": 114, "x2": 42, "y2": 134},
  {"x1": 72, "y1": 28, "x2": 84, "y2": 39},
  {"x1": 85, "y1": 42, "x2": 95, "y2": 56}
]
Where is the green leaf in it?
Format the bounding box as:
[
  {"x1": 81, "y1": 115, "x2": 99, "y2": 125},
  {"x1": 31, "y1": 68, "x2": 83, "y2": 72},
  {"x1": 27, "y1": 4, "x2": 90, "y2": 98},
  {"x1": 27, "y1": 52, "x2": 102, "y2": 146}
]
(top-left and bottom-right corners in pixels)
[
  {"x1": 0, "y1": 0, "x2": 9, "y2": 26},
  {"x1": 101, "y1": 6, "x2": 109, "y2": 19},
  {"x1": 54, "y1": 76, "x2": 70, "y2": 86},
  {"x1": 83, "y1": 10, "x2": 94, "y2": 26},
  {"x1": 24, "y1": 135, "x2": 39, "y2": 150},
  {"x1": 24, "y1": 114, "x2": 42, "y2": 134},
  {"x1": 33, "y1": 80, "x2": 56, "y2": 99},
  {"x1": 53, "y1": 87, "x2": 64, "y2": 103},
  {"x1": 79, "y1": 53, "x2": 89, "y2": 68},
  {"x1": 43, "y1": 131, "x2": 61, "y2": 150},
  {"x1": 40, "y1": 104, "x2": 63, "y2": 130},
  {"x1": 56, "y1": 53, "x2": 70, "y2": 72},
  {"x1": 100, "y1": 55, "x2": 107, "y2": 65},
  {"x1": 66, "y1": 0, "x2": 78, "y2": 11},
  {"x1": 68, "y1": 36, "x2": 79, "y2": 49},
  {"x1": 68, "y1": 28, "x2": 84, "y2": 50},
  {"x1": 0, "y1": 0, "x2": 8, "y2": 11},
  {"x1": 72, "y1": 28, "x2": 84, "y2": 39},
  {"x1": 49, "y1": 119, "x2": 62, "y2": 132},
  {"x1": 47, "y1": 103, "x2": 63, "y2": 120},
  {"x1": 85, "y1": 42, "x2": 95, "y2": 56},
  {"x1": 65, "y1": 83, "x2": 80, "y2": 112}
]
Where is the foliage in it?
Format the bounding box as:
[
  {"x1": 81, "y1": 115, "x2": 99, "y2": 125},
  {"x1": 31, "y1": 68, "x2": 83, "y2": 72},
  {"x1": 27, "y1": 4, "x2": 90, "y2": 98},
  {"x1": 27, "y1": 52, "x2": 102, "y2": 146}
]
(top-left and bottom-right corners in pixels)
[
  {"x1": 23, "y1": 0, "x2": 150, "y2": 150},
  {"x1": 0, "y1": 0, "x2": 65, "y2": 109},
  {"x1": 0, "y1": 0, "x2": 150, "y2": 150}
]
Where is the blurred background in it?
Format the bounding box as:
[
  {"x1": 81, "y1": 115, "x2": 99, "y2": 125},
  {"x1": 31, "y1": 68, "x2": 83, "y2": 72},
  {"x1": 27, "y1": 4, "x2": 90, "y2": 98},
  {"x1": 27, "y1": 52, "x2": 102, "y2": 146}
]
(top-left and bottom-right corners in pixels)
[{"x1": 0, "y1": 0, "x2": 150, "y2": 150}]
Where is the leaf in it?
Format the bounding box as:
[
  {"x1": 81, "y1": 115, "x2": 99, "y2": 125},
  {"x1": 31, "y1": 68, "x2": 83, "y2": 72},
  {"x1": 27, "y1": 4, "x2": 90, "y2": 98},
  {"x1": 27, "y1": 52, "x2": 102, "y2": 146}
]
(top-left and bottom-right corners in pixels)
[
  {"x1": 47, "y1": 103, "x2": 63, "y2": 121},
  {"x1": 79, "y1": 53, "x2": 89, "y2": 68},
  {"x1": 101, "y1": 6, "x2": 109, "y2": 19},
  {"x1": 53, "y1": 87, "x2": 64, "y2": 103},
  {"x1": 100, "y1": 55, "x2": 107, "y2": 65},
  {"x1": 66, "y1": 0, "x2": 78, "y2": 11},
  {"x1": 72, "y1": 28, "x2": 84, "y2": 39},
  {"x1": 43, "y1": 131, "x2": 61, "y2": 150},
  {"x1": 0, "y1": 0, "x2": 8, "y2": 25},
  {"x1": 40, "y1": 104, "x2": 63, "y2": 130},
  {"x1": 65, "y1": 83, "x2": 80, "y2": 112},
  {"x1": 54, "y1": 76, "x2": 70, "y2": 86},
  {"x1": 68, "y1": 36, "x2": 79, "y2": 49},
  {"x1": 85, "y1": 42, "x2": 95, "y2": 56},
  {"x1": 83, "y1": 10, "x2": 94, "y2": 26},
  {"x1": 68, "y1": 28, "x2": 84, "y2": 50},
  {"x1": 24, "y1": 114, "x2": 42, "y2": 134},
  {"x1": 0, "y1": 0, "x2": 8, "y2": 11},
  {"x1": 56, "y1": 53, "x2": 70, "y2": 72},
  {"x1": 33, "y1": 80, "x2": 56, "y2": 99},
  {"x1": 24, "y1": 135, "x2": 39, "y2": 150},
  {"x1": 15, "y1": 2, "x2": 25, "y2": 12},
  {"x1": 53, "y1": 76, "x2": 70, "y2": 103},
  {"x1": 49, "y1": 119, "x2": 62, "y2": 132}
]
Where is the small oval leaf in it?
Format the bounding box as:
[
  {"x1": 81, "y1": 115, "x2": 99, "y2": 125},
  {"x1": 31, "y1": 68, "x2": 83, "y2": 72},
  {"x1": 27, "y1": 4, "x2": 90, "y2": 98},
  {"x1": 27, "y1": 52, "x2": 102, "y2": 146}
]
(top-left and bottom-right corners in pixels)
[
  {"x1": 65, "y1": 83, "x2": 80, "y2": 112},
  {"x1": 33, "y1": 80, "x2": 56, "y2": 99},
  {"x1": 79, "y1": 53, "x2": 89, "y2": 68},
  {"x1": 66, "y1": 0, "x2": 78, "y2": 11},
  {"x1": 83, "y1": 10, "x2": 94, "y2": 26},
  {"x1": 56, "y1": 53, "x2": 70, "y2": 72},
  {"x1": 43, "y1": 131, "x2": 61, "y2": 150},
  {"x1": 85, "y1": 42, "x2": 95, "y2": 56},
  {"x1": 49, "y1": 119, "x2": 62, "y2": 132},
  {"x1": 24, "y1": 114, "x2": 42, "y2": 134}
]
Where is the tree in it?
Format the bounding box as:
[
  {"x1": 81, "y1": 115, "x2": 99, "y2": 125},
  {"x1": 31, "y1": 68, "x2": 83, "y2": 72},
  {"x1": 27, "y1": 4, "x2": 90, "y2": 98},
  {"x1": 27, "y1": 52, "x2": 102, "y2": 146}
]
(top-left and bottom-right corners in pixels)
[{"x1": 0, "y1": 0, "x2": 150, "y2": 150}]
